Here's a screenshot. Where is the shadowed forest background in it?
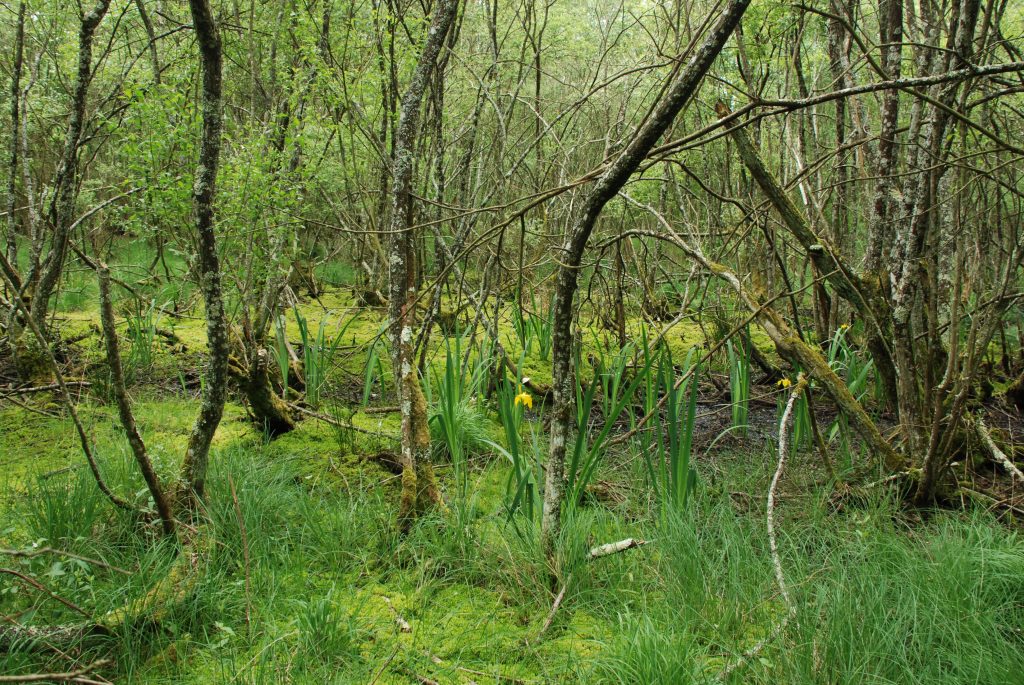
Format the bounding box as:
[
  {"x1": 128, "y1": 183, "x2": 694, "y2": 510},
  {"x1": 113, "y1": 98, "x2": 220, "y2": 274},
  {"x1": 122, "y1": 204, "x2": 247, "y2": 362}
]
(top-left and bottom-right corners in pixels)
[{"x1": 1, "y1": 0, "x2": 1024, "y2": 682}]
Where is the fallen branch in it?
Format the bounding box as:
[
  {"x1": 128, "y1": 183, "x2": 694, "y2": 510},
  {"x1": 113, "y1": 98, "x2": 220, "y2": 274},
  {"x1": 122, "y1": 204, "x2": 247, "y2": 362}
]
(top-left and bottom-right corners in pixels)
[
  {"x1": 0, "y1": 547, "x2": 129, "y2": 575},
  {"x1": 382, "y1": 596, "x2": 412, "y2": 633},
  {"x1": 587, "y1": 537, "x2": 648, "y2": 560},
  {"x1": 717, "y1": 375, "x2": 805, "y2": 681},
  {"x1": 1, "y1": 381, "x2": 91, "y2": 396},
  {"x1": 974, "y1": 416, "x2": 1024, "y2": 483},
  {"x1": 0, "y1": 568, "x2": 90, "y2": 618},
  {"x1": 536, "y1": 583, "x2": 567, "y2": 640},
  {"x1": 0, "y1": 658, "x2": 110, "y2": 683},
  {"x1": 288, "y1": 403, "x2": 399, "y2": 441},
  {"x1": 533, "y1": 538, "x2": 650, "y2": 643},
  {"x1": 427, "y1": 652, "x2": 530, "y2": 684}
]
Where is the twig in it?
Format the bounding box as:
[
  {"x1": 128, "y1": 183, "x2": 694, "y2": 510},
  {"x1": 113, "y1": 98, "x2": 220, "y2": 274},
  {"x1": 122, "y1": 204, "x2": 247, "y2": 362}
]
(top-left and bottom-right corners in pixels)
[
  {"x1": 958, "y1": 486, "x2": 1024, "y2": 516},
  {"x1": 0, "y1": 263, "x2": 135, "y2": 514},
  {"x1": 1, "y1": 547, "x2": 130, "y2": 574},
  {"x1": 362, "y1": 405, "x2": 399, "y2": 414},
  {"x1": 368, "y1": 643, "x2": 400, "y2": 685},
  {"x1": 536, "y1": 583, "x2": 567, "y2": 639},
  {"x1": 1, "y1": 381, "x2": 91, "y2": 395},
  {"x1": 531, "y1": 539, "x2": 649, "y2": 643},
  {"x1": 382, "y1": 596, "x2": 412, "y2": 633},
  {"x1": 0, "y1": 568, "x2": 90, "y2": 618},
  {"x1": 974, "y1": 416, "x2": 1024, "y2": 483},
  {"x1": 427, "y1": 652, "x2": 530, "y2": 684},
  {"x1": 288, "y1": 403, "x2": 399, "y2": 441},
  {"x1": 717, "y1": 375, "x2": 805, "y2": 681},
  {"x1": 0, "y1": 658, "x2": 111, "y2": 683},
  {"x1": 587, "y1": 537, "x2": 648, "y2": 560}
]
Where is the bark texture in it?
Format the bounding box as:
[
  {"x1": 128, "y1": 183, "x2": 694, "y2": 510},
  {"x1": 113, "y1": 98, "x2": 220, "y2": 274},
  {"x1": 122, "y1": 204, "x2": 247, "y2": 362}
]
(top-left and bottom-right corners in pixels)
[
  {"x1": 98, "y1": 266, "x2": 175, "y2": 536},
  {"x1": 176, "y1": 0, "x2": 229, "y2": 513},
  {"x1": 29, "y1": 0, "x2": 112, "y2": 331},
  {"x1": 386, "y1": 0, "x2": 460, "y2": 528}
]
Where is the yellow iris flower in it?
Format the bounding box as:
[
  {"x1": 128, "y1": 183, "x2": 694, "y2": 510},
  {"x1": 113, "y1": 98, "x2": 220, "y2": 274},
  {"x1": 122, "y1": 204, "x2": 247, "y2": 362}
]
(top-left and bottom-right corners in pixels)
[
  {"x1": 777, "y1": 378, "x2": 792, "y2": 389},
  {"x1": 514, "y1": 391, "x2": 533, "y2": 409}
]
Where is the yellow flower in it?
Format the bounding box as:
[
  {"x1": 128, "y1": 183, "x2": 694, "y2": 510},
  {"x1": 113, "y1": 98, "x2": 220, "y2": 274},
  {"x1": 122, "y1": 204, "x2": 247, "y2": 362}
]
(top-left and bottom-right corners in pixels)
[
  {"x1": 777, "y1": 378, "x2": 792, "y2": 389},
  {"x1": 839, "y1": 323, "x2": 850, "y2": 331},
  {"x1": 514, "y1": 391, "x2": 533, "y2": 410}
]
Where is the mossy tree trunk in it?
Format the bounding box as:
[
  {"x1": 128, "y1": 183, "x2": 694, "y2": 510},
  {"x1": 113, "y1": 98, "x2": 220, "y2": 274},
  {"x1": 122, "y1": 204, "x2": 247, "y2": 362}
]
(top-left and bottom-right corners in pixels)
[
  {"x1": 386, "y1": 0, "x2": 460, "y2": 529},
  {"x1": 175, "y1": 0, "x2": 229, "y2": 515},
  {"x1": 26, "y1": 0, "x2": 111, "y2": 333}
]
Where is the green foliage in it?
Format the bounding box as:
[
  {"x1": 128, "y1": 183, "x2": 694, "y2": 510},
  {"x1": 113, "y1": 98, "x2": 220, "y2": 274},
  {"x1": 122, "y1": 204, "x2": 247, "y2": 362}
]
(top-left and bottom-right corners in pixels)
[
  {"x1": 512, "y1": 290, "x2": 554, "y2": 361},
  {"x1": 642, "y1": 347, "x2": 699, "y2": 513},
  {"x1": 425, "y1": 333, "x2": 493, "y2": 501},
  {"x1": 726, "y1": 332, "x2": 750, "y2": 437},
  {"x1": 362, "y1": 330, "x2": 388, "y2": 407},
  {"x1": 271, "y1": 314, "x2": 289, "y2": 401},
  {"x1": 489, "y1": 370, "x2": 545, "y2": 522},
  {"x1": 3, "y1": 395, "x2": 1024, "y2": 684},
  {"x1": 293, "y1": 306, "x2": 354, "y2": 409},
  {"x1": 566, "y1": 343, "x2": 655, "y2": 513},
  {"x1": 125, "y1": 297, "x2": 162, "y2": 377}
]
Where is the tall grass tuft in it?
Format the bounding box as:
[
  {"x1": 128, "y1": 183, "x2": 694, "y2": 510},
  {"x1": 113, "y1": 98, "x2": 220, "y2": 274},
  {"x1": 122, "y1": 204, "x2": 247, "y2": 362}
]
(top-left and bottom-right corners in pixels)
[
  {"x1": 565, "y1": 345, "x2": 654, "y2": 512},
  {"x1": 643, "y1": 347, "x2": 699, "y2": 513},
  {"x1": 294, "y1": 306, "x2": 354, "y2": 409},
  {"x1": 490, "y1": 370, "x2": 545, "y2": 522},
  {"x1": 726, "y1": 331, "x2": 750, "y2": 437},
  {"x1": 125, "y1": 298, "x2": 162, "y2": 376},
  {"x1": 426, "y1": 333, "x2": 492, "y2": 502}
]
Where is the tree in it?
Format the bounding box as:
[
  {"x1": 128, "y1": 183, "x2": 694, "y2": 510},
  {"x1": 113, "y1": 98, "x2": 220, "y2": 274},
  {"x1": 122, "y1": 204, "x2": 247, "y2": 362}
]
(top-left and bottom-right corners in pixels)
[
  {"x1": 386, "y1": 0, "x2": 462, "y2": 527},
  {"x1": 175, "y1": 0, "x2": 229, "y2": 514},
  {"x1": 542, "y1": 0, "x2": 752, "y2": 558}
]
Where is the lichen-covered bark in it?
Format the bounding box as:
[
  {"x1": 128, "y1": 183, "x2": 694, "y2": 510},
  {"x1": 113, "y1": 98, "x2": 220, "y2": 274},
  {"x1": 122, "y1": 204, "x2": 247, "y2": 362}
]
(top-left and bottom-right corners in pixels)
[
  {"x1": 542, "y1": 0, "x2": 751, "y2": 560},
  {"x1": 385, "y1": 0, "x2": 460, "y2": 528},
  {"x1": 176, "y1": 0, "x2": 229, "y2": 514},
  {"x1": 864, "y1": 0, "x2": 902, "y2": 277},
  {"x1": 889, "y1": 0, "x2": 982, "y2": 503},
  {"x1": 28, "y1": 0, "x2": 112, "y2": 331},
  {"x1": 3, "y1": 2, "x2": 25, "y2": 281}
]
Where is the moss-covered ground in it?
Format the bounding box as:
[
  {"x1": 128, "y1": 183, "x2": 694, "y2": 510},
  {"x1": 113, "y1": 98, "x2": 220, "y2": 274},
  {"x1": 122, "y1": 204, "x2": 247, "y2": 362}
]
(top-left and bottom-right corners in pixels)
[{"x1": 2, "y1": 283, "x2": 1023, "y2": 684}]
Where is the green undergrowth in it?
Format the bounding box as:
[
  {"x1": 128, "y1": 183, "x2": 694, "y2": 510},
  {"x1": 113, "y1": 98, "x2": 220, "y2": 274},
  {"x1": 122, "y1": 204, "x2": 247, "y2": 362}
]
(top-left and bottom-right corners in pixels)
[
  {"x1": 45, "y1": 280, "x2": 778, "y2": 412},
  {"x1": 2, "y1": 394, "x2": 1023, "y2": 683}
]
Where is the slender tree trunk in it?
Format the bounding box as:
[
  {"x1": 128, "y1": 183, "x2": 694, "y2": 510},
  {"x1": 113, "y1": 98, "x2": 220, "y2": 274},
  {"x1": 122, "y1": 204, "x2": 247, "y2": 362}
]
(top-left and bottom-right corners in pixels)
[
  {"x1": 4, "y1": 2, "x2": 25, "y2": 285},
  {"x1": 135, "y1": 0, "x2": 162, "y2": 85},
  {"x1": 542, "y1": 0, "x2": 751, "y2": 560},
  {"x1": 98, "y1": 266, "x2": 175, "y2": 536},
  {"x1": 386, "y1": 0, "x2": 460, "y2": 529},
  {"x1": 176, "y1": 0, "x2": 229, "y2": 514},
  {"x1": 29, "y1": 0, "x2": 112, "y2": 332}
]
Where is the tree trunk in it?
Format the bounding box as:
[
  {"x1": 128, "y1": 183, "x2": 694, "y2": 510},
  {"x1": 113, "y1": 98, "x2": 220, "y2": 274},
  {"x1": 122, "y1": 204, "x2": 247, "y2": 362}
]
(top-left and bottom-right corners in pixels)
[
  {"x1": 542, "y1": 0, "x2": 751, "y2": 561},
  {"x1": 28, "y1": 0, "x2": 112, "y2": 332},
  {"x1": 386, "y1": 0, "x2": 460, "y2": 529},
  {"x1": 176, "y1": 0, "x2": 229, "y2": 514},
  {"x1": 717, "y1": 103, "x2": 900, "y2": 408},
  {"x1": 98, "y1": 266, "x2": 175, "y2": 536},
  {"x1": 3, "y1": 1, "x2": 25, "y2": 284}
]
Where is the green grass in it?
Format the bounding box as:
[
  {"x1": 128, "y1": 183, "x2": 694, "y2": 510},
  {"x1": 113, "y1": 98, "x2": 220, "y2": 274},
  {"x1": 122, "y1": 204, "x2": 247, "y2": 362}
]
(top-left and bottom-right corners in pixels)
[
  {"x1": 2, "y1": 390, "x2": 1022, "y2": 684},
  {"x1": 3, "y1": 259, "x2": 1021, "y2": 683}
]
